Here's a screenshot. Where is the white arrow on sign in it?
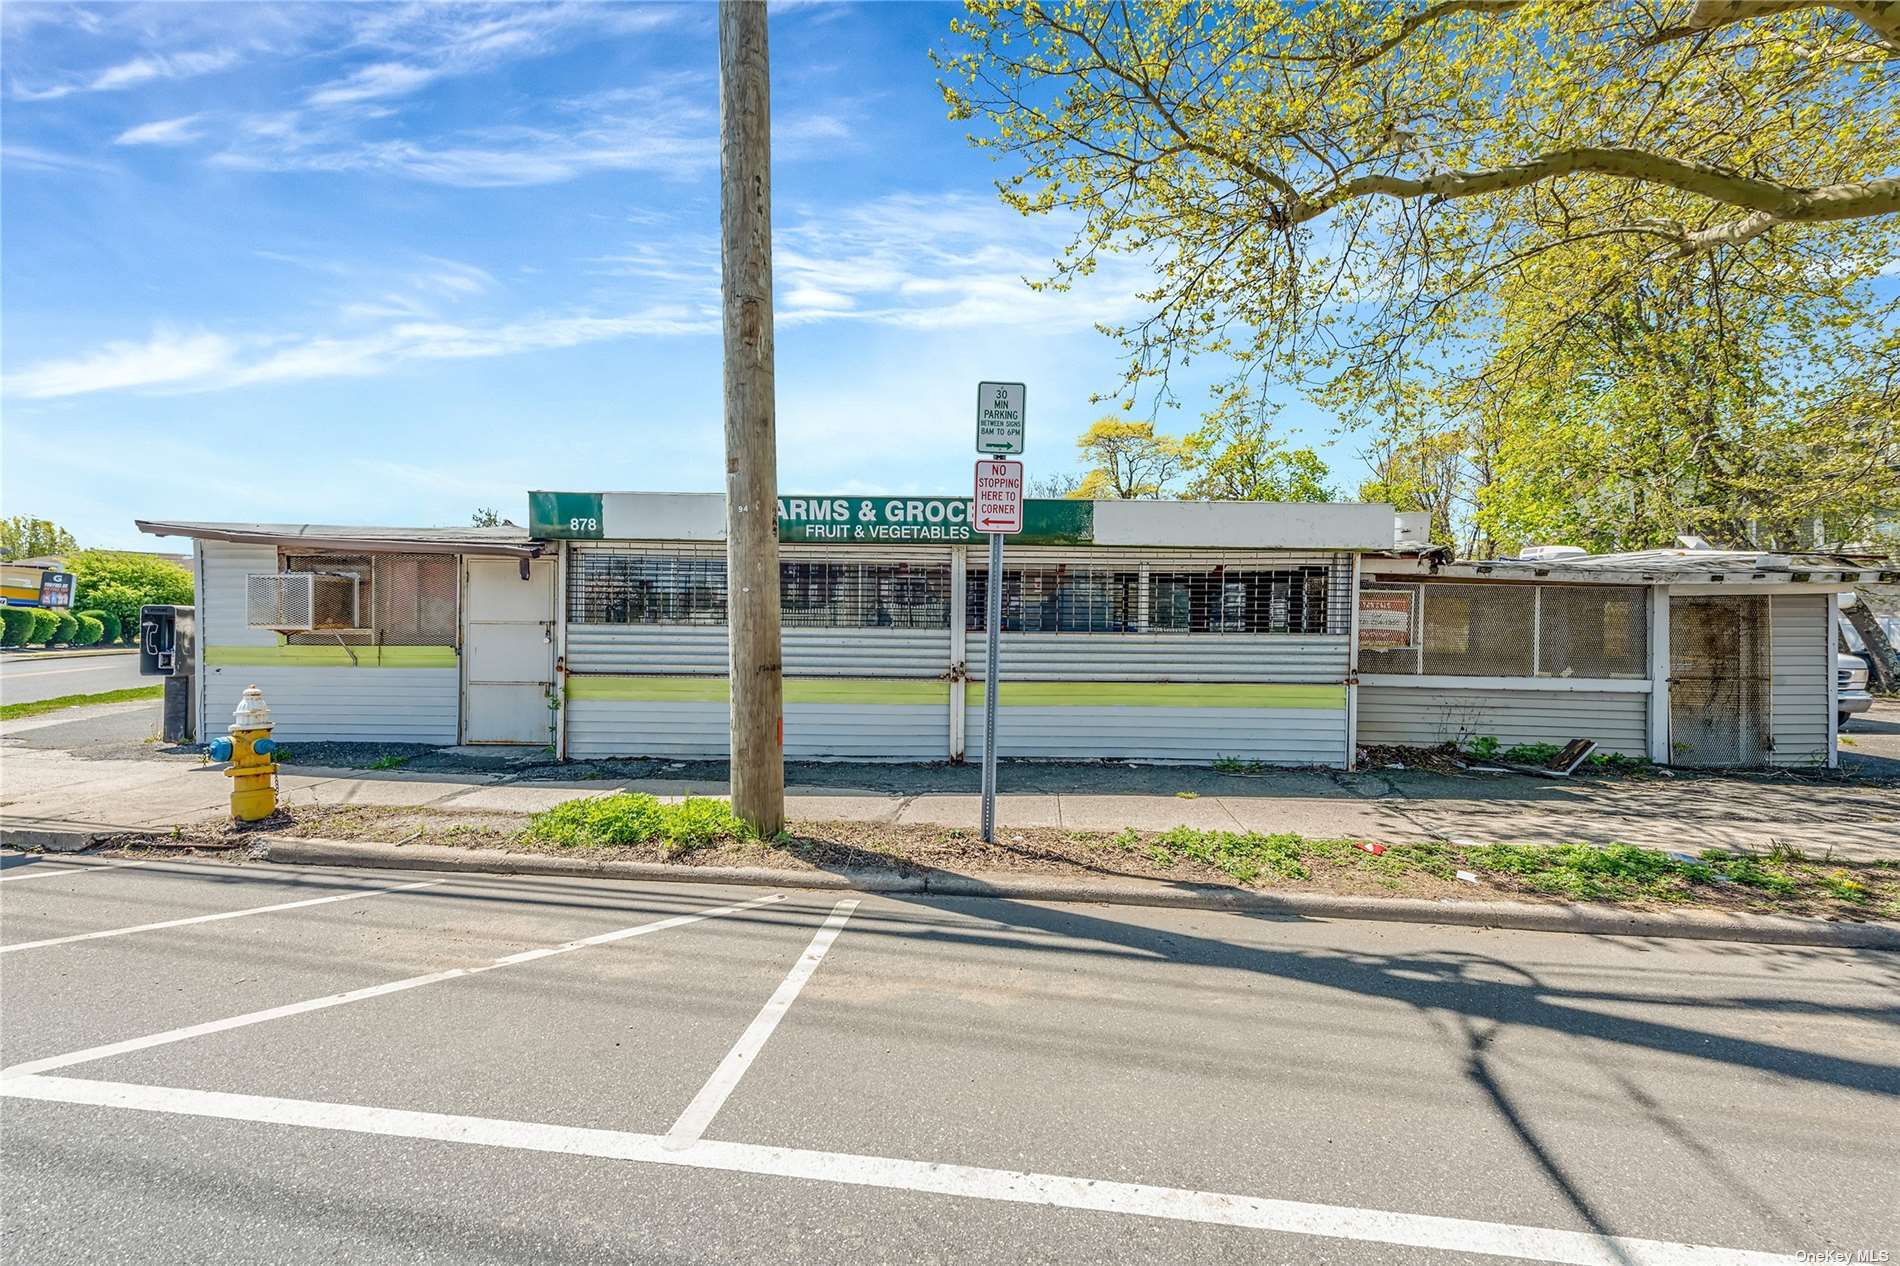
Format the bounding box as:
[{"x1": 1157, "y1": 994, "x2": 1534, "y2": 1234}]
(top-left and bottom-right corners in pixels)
[{"x1": 973, "y1": 459, "x2": 1025, "y2": 534}]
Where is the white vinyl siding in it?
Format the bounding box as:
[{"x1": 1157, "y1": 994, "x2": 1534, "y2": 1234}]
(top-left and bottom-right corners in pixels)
[
  {"x1": 203, "y1": 667, "x2": 458, "y2": 744},
  {"x1": 1768, "y1": 593, "x2": 1830, "y2": 767},
  {"x1": 198, "y1": 539, "x2": 459, "y2": 744},
  {"x1": 566, "y1": 702, "x2": 951, "y2": 761},
  {"x1": 1356, "y1": 686, "x2": 1649, "y2": 757},
  {"x1": 964, "y1": 704, "x2": 1347, "y2": 765}
]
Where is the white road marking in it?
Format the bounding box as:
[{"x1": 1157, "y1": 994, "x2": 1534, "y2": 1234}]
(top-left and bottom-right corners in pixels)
[
  {"x1": 0, "y1": 662, "x2": 132, "y2": 679},
  {"x1": 667, "y1": 898, "x2": 858, "y2": 1147},
  {"x1": 0, "y1": 891, "x2": 786, "y2": 1079},
  {"x1": 0, "y1": 860, "x2": 147, "y2": 885},
  {"x1": 0, "y1": 1074, "x2": 1785, "y2": 1266},
  {"x1": 1, "y1": 878, "x2": 445, "y2": 954}
]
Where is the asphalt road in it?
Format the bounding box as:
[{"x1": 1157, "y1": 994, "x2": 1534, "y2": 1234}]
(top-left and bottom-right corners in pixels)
[
  {"x1": 2, "y1": 855, "x2": 1893, "y2": 1264},
  {"x1": 0, "y1": 650, "x2": 143, "y2": 705}
]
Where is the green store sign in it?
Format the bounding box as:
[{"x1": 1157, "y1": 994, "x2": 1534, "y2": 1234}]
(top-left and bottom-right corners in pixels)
[
  {"x1": 776, "y1": 496, "x2": 1090, "y2": 545},
  {"x1": 529, "y1": 492, "x2": 1092, "y2": 546}
]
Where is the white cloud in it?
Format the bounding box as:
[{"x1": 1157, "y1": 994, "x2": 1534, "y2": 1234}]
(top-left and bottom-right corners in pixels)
[
  {"x1": 2, "y1": 305, "x2": 715, "y2": 401},
  {"x1": 0, "y1": 144, "x2": 113, "y2": 174},
  {"x1": 12, "y1": 48, "x2": 237, "y2": 101},
  {"x1": 4, "y1": 329, "x2": 234, "y2": 399},
  {"x1": 114, "y1": 114, "x2": 206, "y2": 147},
  {"x1": 772, "y1": 193, "x2": 1149, "y2": 332},
  {"x1": 211, "y1": 123, "x2": 714, "y2": 188},
  {"x1": 307, "y1": 61, "x2": 438, "y2": 108}
]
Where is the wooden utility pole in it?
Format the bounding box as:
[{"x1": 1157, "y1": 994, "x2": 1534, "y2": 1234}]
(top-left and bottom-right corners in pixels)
[{"x1": 718, "y1": 0, "x2": 785, "y2": 835}]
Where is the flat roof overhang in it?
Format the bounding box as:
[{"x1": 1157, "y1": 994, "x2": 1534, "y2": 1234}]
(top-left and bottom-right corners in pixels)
[{"x1": 136, "y1": 520, "x2": 544, "y2": 559}]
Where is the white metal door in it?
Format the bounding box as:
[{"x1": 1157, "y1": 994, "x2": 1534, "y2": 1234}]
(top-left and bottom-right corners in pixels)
[{"x1": 462, "y1": 558, "x2": 555, "y2": 744}]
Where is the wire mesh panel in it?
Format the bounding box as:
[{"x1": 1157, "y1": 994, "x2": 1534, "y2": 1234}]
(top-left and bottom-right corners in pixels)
[
  {"x1": 967, "y1": 556, "x2": 1350, "y2": 635},
  {"x1": 1421, "y1": 583, "x2": 1535, "y2": 676},
  {"x1": 1360, "y1": 581, "x2": 1649, "y2": 679},
  {"x1": 1538, "y1": 585, "x2": 1647, "y2": 679},
  {"x1": 1669, "y1": 595, "x2": 1769, "y2": 766},
  {"x1": 374, "y1": 554, "x2": 459, "y2": 645}
]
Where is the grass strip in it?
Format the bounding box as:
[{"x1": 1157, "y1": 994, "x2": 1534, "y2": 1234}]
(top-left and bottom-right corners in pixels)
[
  {"x1": 524, "y1": 792, "x2": 753, "y2": 858},
  {"x1": 0, "y1": 685, "x2": 162, "y2": 721}
]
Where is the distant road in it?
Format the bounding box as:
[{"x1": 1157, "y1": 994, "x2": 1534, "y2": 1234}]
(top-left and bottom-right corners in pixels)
[{"x1": 0, "y1": 651, "x2": 144, "y2": 705}]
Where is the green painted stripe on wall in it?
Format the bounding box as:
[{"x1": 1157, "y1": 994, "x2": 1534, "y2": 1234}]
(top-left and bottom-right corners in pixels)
[
  {"x1": 206, "y1": 645, "x2": 458, "y2": 669},
  {"x1": 964, "y1": 681, "x2": 1346, "y2": 709},
  {"x1": 566, "y1": 676, "x2": 951, "y2": 705}
]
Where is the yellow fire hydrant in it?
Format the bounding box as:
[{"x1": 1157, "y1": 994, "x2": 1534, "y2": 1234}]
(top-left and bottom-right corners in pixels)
[{"x1": 208, "y1": 684, "x2": 278, "y2": 821}]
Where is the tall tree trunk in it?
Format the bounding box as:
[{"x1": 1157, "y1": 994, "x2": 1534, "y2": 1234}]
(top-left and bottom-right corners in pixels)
[{"x1": 719, "y1": 0, "x2": 784, "y2": 835}]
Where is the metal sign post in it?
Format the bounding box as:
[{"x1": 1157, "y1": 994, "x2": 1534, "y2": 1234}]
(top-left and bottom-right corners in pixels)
[
  {"x1": 981, "y1": 527, "x2": 1004, "y2": 843},
  {"x1": 973, "y1": 458, "x2": 1025, "y2": 843}
]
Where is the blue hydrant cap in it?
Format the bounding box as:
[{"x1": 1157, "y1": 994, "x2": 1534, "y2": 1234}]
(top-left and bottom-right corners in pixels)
[
  {"x1": 253, "y1": 737, "x2": 276, "y2": 756},
  {"x1": 209, "y1": 738, "x2": 234, "y2": 761}
]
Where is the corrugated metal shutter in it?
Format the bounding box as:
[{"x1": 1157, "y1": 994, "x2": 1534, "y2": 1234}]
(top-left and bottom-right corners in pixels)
[
  {"x1": 964, "y1": 703, "x2": 1347, "y2": 765},
  {"x1": 965, "y1": 632, "x2": 1347, "y2": 682}
]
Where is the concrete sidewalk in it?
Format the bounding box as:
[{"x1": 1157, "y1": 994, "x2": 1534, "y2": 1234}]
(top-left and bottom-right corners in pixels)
[{"x1": 4, "y1": 707, "x2": 1898, "y2": 858}]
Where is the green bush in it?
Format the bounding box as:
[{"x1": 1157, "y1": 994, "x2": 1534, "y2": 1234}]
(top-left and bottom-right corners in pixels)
[
  {"x1": 74, "y1": 614, "x2": 104, "y2": 646},
  {"x1": 524, "y1": 793, "x2": 753, "y2": 857},
  {"x1": 52, "y1": 612, "x2": 79, "y2": 645},
  {"x1": 0, "y1": 608, "x2": 34, "y2": 646},
  {"x1": 69, "y1": 551, "x2": 192, "y2": 642},
  {"x1": 28, "y1": 609, "x2": 58, "y2": 645},
  {"x1": 77, "y1": 608, "x2": 120, "y2": 642}
]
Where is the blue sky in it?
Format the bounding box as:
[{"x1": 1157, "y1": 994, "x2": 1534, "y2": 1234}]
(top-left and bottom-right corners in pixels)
[{"x1": 1, "y1": 1, "x2": 1358, "y2": 549}]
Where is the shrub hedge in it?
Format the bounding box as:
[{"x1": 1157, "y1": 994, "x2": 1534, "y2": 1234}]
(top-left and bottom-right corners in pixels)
[
  {"x1": 52, "y1": 612, "x2": 79, "y2": 645},
  {"x1": 29, "y1": 609, "x2": 58, "y2": 644},
  {"x1": 74, "y1": 614, "x2": 105, "y2": 646},
  {"x1": 0, "y1": 608, "x2": 34, "y2": 646},
  {"x1": 77, "y1": 608, "x2": 120, "y2": 642}
]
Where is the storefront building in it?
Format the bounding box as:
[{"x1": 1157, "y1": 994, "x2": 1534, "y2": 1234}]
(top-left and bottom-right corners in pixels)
[{"x1": 138, "y1": 497, "x2": 1889, "y2": 770}]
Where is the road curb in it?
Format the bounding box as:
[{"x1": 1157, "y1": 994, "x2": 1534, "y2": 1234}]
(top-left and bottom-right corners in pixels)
[
  {"x1": 0, "y1": 647, "x2": 138, "y2": 663},
  {"x1": 257, "y1": 837, "x2": 1900, "y2": 949},
  {"x1": 0, "y1": 824, "x2": 159, "y2": 853}
]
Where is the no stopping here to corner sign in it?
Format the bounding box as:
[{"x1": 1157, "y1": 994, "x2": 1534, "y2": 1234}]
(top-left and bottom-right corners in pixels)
[{"x1": 973, "y1": 460, "x2": 1024, "y2": 533}]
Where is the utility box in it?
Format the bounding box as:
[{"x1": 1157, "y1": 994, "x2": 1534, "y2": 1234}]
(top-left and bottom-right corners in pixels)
[{"x1": 140, "y1": 604, "x2": 196, "y2": 743}]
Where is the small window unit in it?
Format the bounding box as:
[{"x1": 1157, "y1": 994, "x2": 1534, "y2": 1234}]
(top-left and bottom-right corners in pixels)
[{"x1": 246, "y1": 571, "x2": 361, "y2": 632}]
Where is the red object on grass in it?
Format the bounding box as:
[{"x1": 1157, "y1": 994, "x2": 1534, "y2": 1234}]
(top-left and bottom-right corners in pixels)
[{"x1": 1354, "y1": 842, "x2": 1387, "y2": 855}]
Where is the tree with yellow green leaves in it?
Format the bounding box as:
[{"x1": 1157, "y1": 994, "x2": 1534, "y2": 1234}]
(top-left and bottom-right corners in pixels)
[
  {"x1": 1070, "y1": 417, "x2": 1188, "y2": 497},
  {"x1": 939, "y1": 1, "x2": 1900, "y2": 549}
]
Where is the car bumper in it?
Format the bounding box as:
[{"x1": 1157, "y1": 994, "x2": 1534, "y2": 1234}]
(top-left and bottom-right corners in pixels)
[{"x1": 1839, "y1": 691, "x2": 1873, "y2": 716}]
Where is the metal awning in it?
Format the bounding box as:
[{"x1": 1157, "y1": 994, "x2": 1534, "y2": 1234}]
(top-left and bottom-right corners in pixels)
[{"x1": 136, "y1": 520, "x2": 544, "y2": 560}]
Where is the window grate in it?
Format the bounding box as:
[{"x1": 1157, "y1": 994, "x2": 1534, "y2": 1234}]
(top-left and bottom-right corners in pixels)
[
  {"x1": 780, "y1": 560, "x2": 950, "y2": 629},
  {"x1": 967, "y1": 559, "x2": 1350, "y2": 634},
  {"x1": 568, "y1": 551, "x2": 729, "y2": 626}
]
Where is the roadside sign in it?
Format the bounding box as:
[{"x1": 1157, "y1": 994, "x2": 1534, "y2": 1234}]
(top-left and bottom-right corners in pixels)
[
  {"x1": 973, "y1": 460, "x2": 1025, "y2": 534},
  {"x1": 976, "y1": 382, "x2": 1026, "y2": 454}
]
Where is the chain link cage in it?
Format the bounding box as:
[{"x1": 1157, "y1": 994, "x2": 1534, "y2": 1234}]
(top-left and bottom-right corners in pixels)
[{"x1": 280, "y1": 552, "x2": 458, "y2": 646}]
